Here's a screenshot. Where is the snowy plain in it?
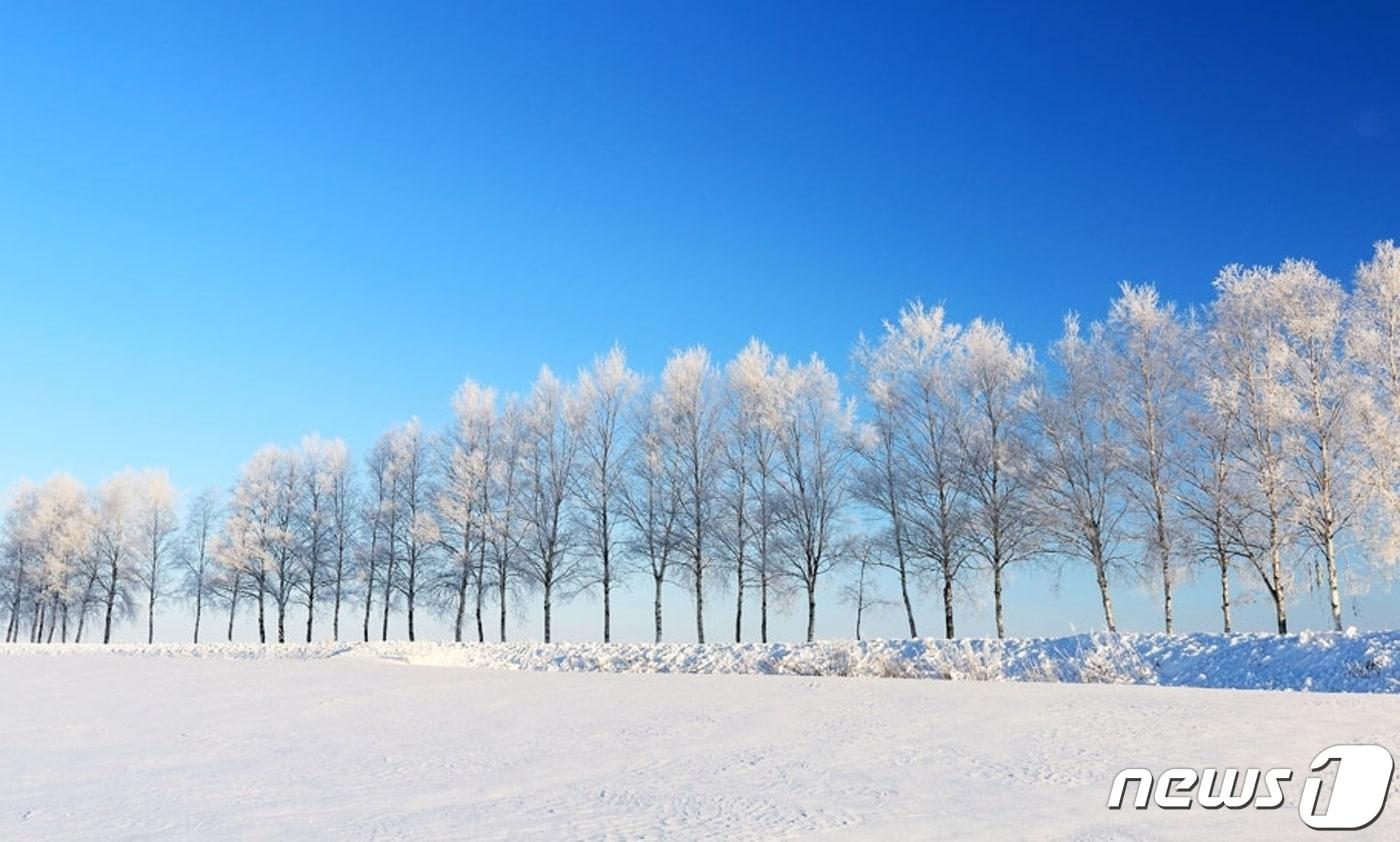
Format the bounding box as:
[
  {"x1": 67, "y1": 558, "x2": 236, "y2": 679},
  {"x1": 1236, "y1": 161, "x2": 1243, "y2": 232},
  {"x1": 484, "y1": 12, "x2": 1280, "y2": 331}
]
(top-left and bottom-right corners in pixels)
[{"x1": 2, "y1": 636, "x2": 1399, "y2": 840}]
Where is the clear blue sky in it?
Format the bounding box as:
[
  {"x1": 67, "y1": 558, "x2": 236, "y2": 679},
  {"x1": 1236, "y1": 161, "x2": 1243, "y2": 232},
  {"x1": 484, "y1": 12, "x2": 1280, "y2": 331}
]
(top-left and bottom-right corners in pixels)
[{"x1": 3, "y1": 2, "x2": 1398, "y2": 641}]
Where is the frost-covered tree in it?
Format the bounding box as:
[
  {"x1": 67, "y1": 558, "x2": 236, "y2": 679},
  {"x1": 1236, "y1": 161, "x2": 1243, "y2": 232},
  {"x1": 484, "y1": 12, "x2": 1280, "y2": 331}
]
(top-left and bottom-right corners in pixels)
[
  {"x1": 383, "y1": 419, "x2": 434, "y2": 641},
  {"x1": 519, "y1": 367, "x2": 582, "y2": 643},
  {"x1": 180, "y1": 489, "x2": 221, "y2": 643},
  {"x1": 223, "y1": 446, "x2": 293, "y2": 643},
  {"x1": 323, "y1": 439, "x2": 356, "y2": 641},
  {"x1": 574, "y1": 347, "x2": 641, "y2": 642},
  {"x1": 1347, "y1": 241, "x2": 1400, "y2": 596},
  {"x1": 437, "y1": 380, "x2": 496, "y2": 642},
  {"x1": 361, "y1": 434, "x2": 394, "y2": 642},
  {"x1": 1209, "y1": 264, "x2": 1297, "y2": 634},
  {"x1": 658, "y1": 347, "x2": 725, "y2": 643},
  {"x1": 724, "y1": 339, "x2": 784, "y2": 642},
  {"x1": 840, "y1": 535, "x2": 891, "y2": 641},
  {"x1": 954, "y1": 318, "x2": 1039, "y2": 638},
  {"x1": 1178, "y1": 345, "x2": 1257, "y2": 634},
  {"x1": 95, "y1": 471, "x2": 143, "y2": 644},
  {"x1": 1036, "y1": 316, "x2": 1127, "y2": 632},
  {"x1": 294, "y1": 436, "x2": 334, "y2": 641},
  {"x1": 854, "y1": 301, "x2": 969, "y2": 639},
  {"x1": 488, "y1": 396, "x2": 529, "y2": 641},
  {"x1": 131, "y1": 469, "x2": 179, "y2": 644},
  {"x1": 1272, "y1": 261, "x2": 1364, "y2": 631},
  {"x1": 12, "y1": 475, "x2": 94, "y2": 643},
  {"x1": 1104, "y1": 283, "x2": 1192, "y2": 632},
  {"x1": 773, "y1": 354, "x2": 853, "y2": 642},
  {"x1": 3, "y1": 481, "x2": 41, "y2": 642},
  {"x1": 851, "y1": 305, "x2": 963, "y2": 641},
  {"x1": 619, "y1": 392, "x2": 682, "y2": 642}
]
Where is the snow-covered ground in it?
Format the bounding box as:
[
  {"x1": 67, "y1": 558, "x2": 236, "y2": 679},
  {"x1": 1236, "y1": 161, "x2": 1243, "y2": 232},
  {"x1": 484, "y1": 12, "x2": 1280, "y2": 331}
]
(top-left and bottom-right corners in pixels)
[
  {"x1": 2, "y1": 643, "x2": 1399, "y2": 839},
  {"x1": 6, "y1": 629, "x2": 1400, "y2": 692}
]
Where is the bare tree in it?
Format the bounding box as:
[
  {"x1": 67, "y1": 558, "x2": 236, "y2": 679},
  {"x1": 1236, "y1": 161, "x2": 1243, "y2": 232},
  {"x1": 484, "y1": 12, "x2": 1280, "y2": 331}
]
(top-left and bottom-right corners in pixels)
[
  {"x1": 296, "y1": 435, "x2": 347, "y2": 642},
  {"x1": 1209, "y1": 263, "x2": 1299, "y2": 634},
  {"x1": 438, "y1": 380, "x2": 496, "y2": 642},
  {"x1": 325, "y1": 440, "x2": 356, "y2": 641},
  {"x1": 724, "y1": 340, "x2": 784, "y2": 642},
  {"x1": 180, "y1": 489, "x2": 221, "y2": 643},
  {"x1": 489, "y1": 396, "x2": 529, "y2": 641},
  {"x1": 574, "y1": 347, "x2": 641, "y2": 642},
  {"x1": 1269, "y1": 261, "x2": 1365, "y2": 631},
  {"x1": 1036, "y1": 316, "x2": 1127, "y2": 632},
  {"x1": 1104, "y1": 283, "x2": 1192, "y2": 632},
  {"x1": 841, "y1": 534, "x2": 892, "y2": 641},
  {"x1": 954, "y1": 319, "x2": 1040, "y2": 638},
  {"x1": 95, "y1": 472, "x2": 144, "y2": 644},
  {"x1": 361, "y1": 435, "x2": 394, "y2": 642},
  {"x1": 774, "y1": 355, "x2": 853, "y2": 642},
  {"x1": 518, "y1": 367, "x2": 582, "y2": 643},
  {"x1": 619, "y1": 392, "x2": 682, "y2": 642},
  {"x1": 658, "y1": 347, "x2": 725, "y2": 643}
]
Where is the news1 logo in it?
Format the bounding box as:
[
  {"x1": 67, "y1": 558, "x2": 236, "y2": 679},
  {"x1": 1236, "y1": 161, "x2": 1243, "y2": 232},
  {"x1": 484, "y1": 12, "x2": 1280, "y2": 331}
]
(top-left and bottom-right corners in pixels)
[{"x1": 1107, "y1": 744, "x2": 1395, "y2": 830}]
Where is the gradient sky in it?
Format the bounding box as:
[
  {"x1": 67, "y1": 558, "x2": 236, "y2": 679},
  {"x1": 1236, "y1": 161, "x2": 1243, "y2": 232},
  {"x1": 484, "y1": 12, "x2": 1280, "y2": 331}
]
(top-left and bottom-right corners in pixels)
[{"x1": 3, "y1": 2, "x2": 1399, "y2": 642}]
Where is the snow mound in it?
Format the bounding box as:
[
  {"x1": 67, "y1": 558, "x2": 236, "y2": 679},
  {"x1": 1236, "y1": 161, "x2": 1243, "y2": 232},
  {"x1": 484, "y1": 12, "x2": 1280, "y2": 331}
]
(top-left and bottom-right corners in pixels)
[{"x1": 5, "y1": 631, "x2": 1400, "y2": 693}]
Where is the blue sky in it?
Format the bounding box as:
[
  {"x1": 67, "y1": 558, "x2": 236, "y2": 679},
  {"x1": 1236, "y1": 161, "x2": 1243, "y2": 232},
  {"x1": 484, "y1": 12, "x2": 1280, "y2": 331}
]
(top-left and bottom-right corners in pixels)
[{"x1": 2, "y1": 3, "x2": 1399, "y2": 642}]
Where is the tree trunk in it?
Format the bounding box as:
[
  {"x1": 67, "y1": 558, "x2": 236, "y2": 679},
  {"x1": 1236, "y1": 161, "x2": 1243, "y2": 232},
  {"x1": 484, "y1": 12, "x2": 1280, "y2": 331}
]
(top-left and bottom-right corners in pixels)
[
  {"x1": 543, "y1": 586, "x2": 552, "y2": 644},
  {"x1": 693, "y1": 552, "x2": 705, "y2": 644},
  {"x1": 1095, "y1": 555, "x2": 1116, "y2": 633},
  {"x1": 603, "y1": 555, "x2": 612, "y2": 644},
  {"x1": 454, "y1": 556, "x2": 468, "y2": 643},
  {"x1": 992, "y1": 565, "x2": 1005, "y2": 639},
  {"x1": 381, "y1": 560, "x2": 393, "y2": 641},
  {"x1": 146, "y1": 584, "x2": 155, "y2": 644},
  {"x1": 103, "y1": 554, "x2": 118, "y2": 645},
  {"x1": 1159, "y1": 537, "x2": 1173, "y2": 634},
  {"x1": 760, "y1": 567, "x2": 769, "y2": 644},
  {"x1": 193, "y1": 585, "x2": 203, "y2": 644},
  {"x1": 304, "y1": 571, "x2": 317, "y2": 643},
  {"x1": 1324, "y1": 532, "x2": 1342, "y2": 631},
  {"x1": 653, "y1": 574, "x2": 663, "y2": 643},
  {"x1": 333, "y1": 550, "x2": 344, "y2": 642},
  {"x1": 1218, "y1": 554, "x2": 1232, "y2": 634},
  {"x1": 805, "y1": 581, "x2": 817, "y2": 642},
  {"x1": 227, "y1": 571, "x2": 241, "y2": 642},
  {"x1": 942, "y1": 563, "x2": 955, "y2": 639}
]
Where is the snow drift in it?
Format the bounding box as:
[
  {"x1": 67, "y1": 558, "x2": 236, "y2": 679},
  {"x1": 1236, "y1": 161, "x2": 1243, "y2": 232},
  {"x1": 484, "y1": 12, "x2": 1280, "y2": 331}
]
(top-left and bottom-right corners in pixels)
[{"x1": 5, "y1": 629, "x2": 1400, "y2": 693}]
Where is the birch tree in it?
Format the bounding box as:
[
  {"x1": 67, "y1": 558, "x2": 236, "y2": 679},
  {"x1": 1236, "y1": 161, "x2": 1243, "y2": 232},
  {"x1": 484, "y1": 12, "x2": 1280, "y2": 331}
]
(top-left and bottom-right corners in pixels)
[
  {"x1": 437, "y1": 380, "x2": 496, "y2": 642},
  {"x1": 1273, "y1": 261, "x2": 1363, "y2": 631},
  {"x1": 132, "y1": 470, "x2": 179, "y2": 644},
  {"x1": 574, "y1": 347, "x2": 641, "y2": 642},
  {"x1": 774, "y1": 355, "x2": 853, "y2": 642},
  {"x1": 1104, "y1": 283, "x2": 1191, "y2": 632},
  {"x1": 724, "y1": 340, "x2": 783, "y2": 642},
  {"x1": 658, "y1": 347, "x2": 724, "y2": 643},
  {"x1": 619, "y1": 392, "x2": 682, "y2": 642},
  {"x1": 1036, "y1": 316, "x2": 1127, "y2": 632},
  {"x1": 1209, "y1": 263, "x2": 1297, "y2": 633},
  {"x1": 1348, "y1": 240, "x2": 1400, "y2": 593},
  {"x1": 519, "y1": 367, "x2": 582, "y2": 643},
  {"x1": 2, "y1": 481, "x2": 40, "y2": 642},
  {"x1": 954, "y1": 318, "x2": 1039, "y2": 638},
  {"x1": 180, "y1": 489, "x2": 221, "y2": 643},
  {"x1": 95, "y1": 472, "x2": 142, "y2": 644}
]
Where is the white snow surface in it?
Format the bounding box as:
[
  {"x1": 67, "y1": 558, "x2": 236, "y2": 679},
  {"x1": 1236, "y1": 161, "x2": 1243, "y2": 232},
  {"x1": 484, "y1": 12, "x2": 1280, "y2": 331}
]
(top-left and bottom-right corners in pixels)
[
  {"x1": 2, "y1": 645, "x2": 1399, "y2": 840},
  {"x1": 4, "y1": 629, "x2": 1400, "y2": 692}
]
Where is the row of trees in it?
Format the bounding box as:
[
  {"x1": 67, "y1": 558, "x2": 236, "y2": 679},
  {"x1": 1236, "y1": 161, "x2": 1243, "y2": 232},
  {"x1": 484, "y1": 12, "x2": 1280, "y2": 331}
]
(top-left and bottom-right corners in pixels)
[{"x1": 4, "y1": 242, "x2": 1400, "y2": 643}]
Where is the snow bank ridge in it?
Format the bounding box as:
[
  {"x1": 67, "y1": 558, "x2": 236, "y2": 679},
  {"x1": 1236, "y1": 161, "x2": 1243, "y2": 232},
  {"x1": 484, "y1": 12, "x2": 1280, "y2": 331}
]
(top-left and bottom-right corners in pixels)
[{"x1": 4, "y1": 630, "x2": 1398, "y2": 693}]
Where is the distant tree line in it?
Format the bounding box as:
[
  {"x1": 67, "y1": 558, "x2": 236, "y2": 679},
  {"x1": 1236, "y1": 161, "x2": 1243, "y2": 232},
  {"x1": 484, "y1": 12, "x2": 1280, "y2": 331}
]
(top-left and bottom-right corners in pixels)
[{"x1": 4, "y1": 242, "x2": 1400, "y2": 644}]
